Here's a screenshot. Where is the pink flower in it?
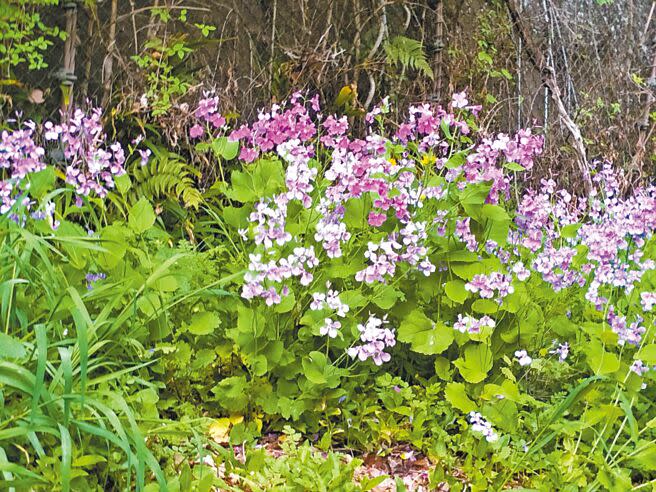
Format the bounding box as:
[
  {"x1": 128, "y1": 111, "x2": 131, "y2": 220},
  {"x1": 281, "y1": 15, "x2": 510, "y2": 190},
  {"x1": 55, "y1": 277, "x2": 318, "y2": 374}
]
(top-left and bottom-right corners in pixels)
[
  {"x1": 368, "y1": 212, "x2": 387, "y2": 227},
  {"x1": 189, "y1": 124, "x2": 204, "y2": 139},
  {"x1": 239, "y1": 147, "x2": 259, "y2": 163}
]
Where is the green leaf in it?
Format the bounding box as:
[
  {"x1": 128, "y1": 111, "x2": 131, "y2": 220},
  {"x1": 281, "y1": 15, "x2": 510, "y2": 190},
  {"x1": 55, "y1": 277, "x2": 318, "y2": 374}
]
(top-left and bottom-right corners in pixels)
[
  {"x1": 188, "y1": 311, "x2": 221, "y2": 336},
  {"x1": 212, "y1": 137, "x2": 239, "y2": 160},
  {"x1": 223, "y1": 206, "x2": 250, "y2": 229},
  {"x1": 398, "y1": 309, "x2": 454, "y2": 355},
  {"x1": 444, "y1": 279, "x2": 469, "y2": 304},
  {"x1": 444, "y1": 151, "x2": 466, "y2": 169},
  {"x1": 370, "y1": 284, "x2": 404, "y2": 310},
  {"x1": 471, "y1": 299, "x2": 499, "y2": 314},
  {"x1": 302, "y1": 351, "x2": 328, "y2": 385},
  {"x1": 444, "y1": 382, "x2": 477, "y2": 412},
  {"x1": 225, "y1": 159, "x2": 285, "y2": 202},
  {"x1": 585, "y1": 340, "x2": 620, "y2": 375},
  {"x1": 503, "y1": 162, "x2": 526, "y2": 172},
  {"x1": 454, "y1": 343, "x2": 494, "y2": 383},
  {"x1": 481, "y1": 204, "x2": 509, "y2": 222},
  {"x1": 98, "y1": 224, "x2": 128, "y2": 269},
  {"x1": 128, "y1": 197, "x2": 156, "y2": 234},
  {"x1": 212, "y1": 376, "x2": 249, "y2": 412},
  {"x1": 560, "y1": 223, "x2": 581, "y2": 239},
  {"x1": 115, "y1": 173, "x2": 132, "y2": 195},
  {"x1": 636, "y1": 344, "x2": 656, "y2": 364},
  {"x1": 0, "y1": 333, "x2": 26, "y2": 360}
]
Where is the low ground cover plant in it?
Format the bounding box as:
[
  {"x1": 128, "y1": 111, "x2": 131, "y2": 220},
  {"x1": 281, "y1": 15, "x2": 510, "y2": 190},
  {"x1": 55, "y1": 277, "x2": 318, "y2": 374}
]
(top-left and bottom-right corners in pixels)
[{"x1": 1, "y1": 91, "x2": 656, "y2": 490}]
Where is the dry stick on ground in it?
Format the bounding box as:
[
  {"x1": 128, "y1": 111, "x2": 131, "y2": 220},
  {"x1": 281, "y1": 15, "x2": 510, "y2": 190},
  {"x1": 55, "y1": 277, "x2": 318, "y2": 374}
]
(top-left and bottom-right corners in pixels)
[{"x1": 505, "y1": 0, "x2": 593, "y2": 193}]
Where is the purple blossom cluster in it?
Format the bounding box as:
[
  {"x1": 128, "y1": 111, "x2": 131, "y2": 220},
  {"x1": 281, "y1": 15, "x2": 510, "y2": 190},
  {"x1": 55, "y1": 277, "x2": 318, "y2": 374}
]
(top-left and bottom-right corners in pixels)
[
  {"x1": 85, "y1": 272, "x2": 106, "y2": 290},
  {"x1": 43, "y1": 109, "x2": 126, "y2": 197},
  {"x1": 0, "y1": 123, "x2": 46, "y2": 215},
  {"x1": 465, "y1": 272, "x2": 514, "y2": 300},
  {"x1": 347, "y1": 314, "x2": 396, "y2": 365},
  {"x1": 310, "y1": 283, "x2": 350, "y2": 318},
  {"x1": 241, "y1": 248, "x2": 319, "y2": 305},
  {"x1": 607, "y1": 307, "x2": 646, "y2": 347},
  {"x1": 189, "y1": 93, "x2": 226, "y2": 139},
  {"x1": 453, "y1": 314, "x2": 495, "y2": 334},
  {"x1": 550, "y1": 341, "x2": 570, "y2": 362},
  {"x1": 229, "y1": 92, "x2": 318, "y2": 163},
  {"x1": 233, "y1": 92, "x2": 546, "y2": 366}
]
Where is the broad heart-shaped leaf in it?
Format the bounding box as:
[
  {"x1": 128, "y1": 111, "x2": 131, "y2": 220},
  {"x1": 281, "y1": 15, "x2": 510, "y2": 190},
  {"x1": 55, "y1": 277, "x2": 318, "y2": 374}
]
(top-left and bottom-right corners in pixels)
[
  {"x1": 211, "y1": 137, "x2": 240, "y2": 160},
  {"x1": 236, "y1": 305, "x2": 266, "y2": 337},
  {"x1": 0, "y1": 333, "x2": 26, "y2": 359},
  {"x1": 211, "y1": 376, "x2": 249, "y2": 412},
  {"x1": 97, "y1": 224, "x2": 129, "y2": 269},
  {"x1": 302, "y1": 351, "x2": 328, "y2": 385},
  {"x1": 444, "y1": 382, "x2": 476, "y2": 412},
  {"x1": 27, "y1": 166, "x2": 56, "y2": 198},
  {"x1": 128, "y1": 197, "x2": 156, "y2": 233},
  {"x1": 454, "y1": 343, "x2": 494, "y2": 383},
  {"x1": 398, "y1": 309, "x2": 454, "y2": 355},
  {"x1": 636, "y1": 344, "x2": 656, "y2": 364},
  {"x1": 481, "y1": 204, "x2": 510, "y2": 222},
  {"x1": 585, "y1": 339, "x2": 620, "y2": 375},
  {"x1": 187, "y1": 311, "x2": 221, "y2": 335},
  {"x1": 223, "y1": 205, "x2": 250, "y2": 229},
  {"x1": 225, "y1": 158, "x2": 285, "y2": 202},
  {"x1": 302, "y1": 351, "x2": 340, "y2": 388},
  {"x1": 370, "y1": 284, "x2": 404, "y2": 310},
  {"x1": 444, "y1": 279, "x2": 469, "y2": 304},
  {"x1": 471, "y1": 299, "x2": 499, "y2": 314}
]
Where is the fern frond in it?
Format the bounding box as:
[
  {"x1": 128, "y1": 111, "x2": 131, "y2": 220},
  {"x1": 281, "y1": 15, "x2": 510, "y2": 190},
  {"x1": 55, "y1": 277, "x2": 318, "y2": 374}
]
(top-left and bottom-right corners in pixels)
[
  {"x1": 385, "y1": 35, "x2": 434, "y2": 79},
  {"x1": 131, "y1": 147, "x2": 203, "y2": 209}
]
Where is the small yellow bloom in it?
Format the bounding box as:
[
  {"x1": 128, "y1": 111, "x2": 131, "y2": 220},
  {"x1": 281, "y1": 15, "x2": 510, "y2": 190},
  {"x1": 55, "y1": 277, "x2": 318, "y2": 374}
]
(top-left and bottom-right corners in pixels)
[
  {"x1": 421, "y1": 154, "x2": 436, "y2": 165},
  {"x1": 389, "y1": 158, "x2": 398, "y2": 167}
]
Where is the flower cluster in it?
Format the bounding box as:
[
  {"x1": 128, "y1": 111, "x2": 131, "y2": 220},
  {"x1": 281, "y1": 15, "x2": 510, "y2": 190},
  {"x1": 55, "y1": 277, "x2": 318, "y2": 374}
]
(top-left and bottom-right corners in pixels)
[
  {"x1": 465, "y1": 272, "x2": 514, "y2": 300},
  {"x1": 310, "y1": 283, "x2": 349, "y2": 317},
  {"x1": 0, "y1": 122, "x2": 46, "y2": 215},
  {"x1": 347, "y1": 314, "x2": 396, "y2": 365},
  {"x1": 189, "y1": 93, "x2": 226, "y2": 139},
  {"x1": 44, "y1": 109, "x2": 126, "y2": 198},
  {"x1": 550, "y1": 341, "x2": 569, "y2": 362},
  {"x1": 514, "y1": 350, "x2": 533, "y2": 367},
  {"x1": 468, "y1": 411, "x2": 499, "y2": 442},
  {"x1": 231, "y1": 92, "x2": 547, "y2": 367},
  {"x1": 241, "y1": 248, "x2": 319, "y2": 305},
  {"x1": 607, "y1": 307, "x2": 645, "y2": 346},
  {"x1": 453, "y1": 314, "x2": 495, "y2": 334}
]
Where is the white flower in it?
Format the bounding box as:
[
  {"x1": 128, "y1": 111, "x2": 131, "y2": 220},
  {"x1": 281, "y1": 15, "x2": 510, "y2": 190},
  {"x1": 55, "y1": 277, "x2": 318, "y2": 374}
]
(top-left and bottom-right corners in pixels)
[
  {"x1": 514, "y1": 350, "x2": 532, "y2": 367},
  {"x1": 320, "y1": 318, "x2": 341, "y2": 338}
]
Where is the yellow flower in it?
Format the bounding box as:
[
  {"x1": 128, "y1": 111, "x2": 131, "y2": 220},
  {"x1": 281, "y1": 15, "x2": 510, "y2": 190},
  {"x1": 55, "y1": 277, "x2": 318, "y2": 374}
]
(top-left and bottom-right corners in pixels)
[{"x1": 421, "y1": 154, "x2": 436, "y2": 166}]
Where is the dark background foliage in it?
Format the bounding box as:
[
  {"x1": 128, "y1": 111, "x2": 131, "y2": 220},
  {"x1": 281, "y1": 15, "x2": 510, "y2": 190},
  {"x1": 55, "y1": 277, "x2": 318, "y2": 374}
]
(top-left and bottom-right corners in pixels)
[{"x1": 3, "y1": 0, "x2": 656, "y2": 189}]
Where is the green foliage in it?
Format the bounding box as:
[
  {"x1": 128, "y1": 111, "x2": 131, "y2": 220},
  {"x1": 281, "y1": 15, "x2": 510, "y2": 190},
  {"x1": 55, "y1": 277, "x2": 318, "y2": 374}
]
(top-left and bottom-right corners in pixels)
[
  {"x1": 0, "y1": 0, "x2": 64, "y2": 74},
  {"x1": 385, "y1": 35, "x2": 433, "y2": 79},
  {"x1": 126, "y1": 145, "x2": 203, "y2": 209},
  {"x1": 130, "y1": 10, "x2": 217, "y2": 115}
]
